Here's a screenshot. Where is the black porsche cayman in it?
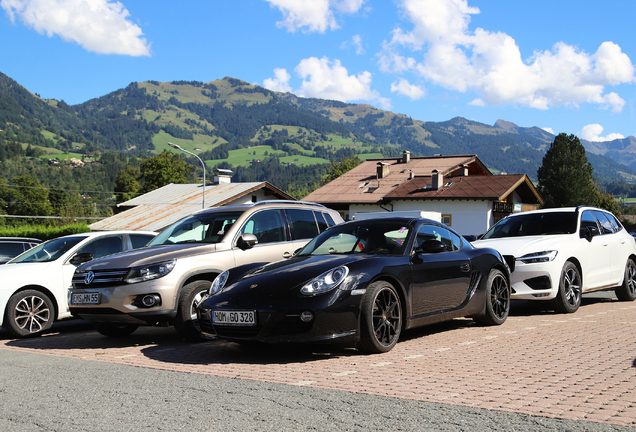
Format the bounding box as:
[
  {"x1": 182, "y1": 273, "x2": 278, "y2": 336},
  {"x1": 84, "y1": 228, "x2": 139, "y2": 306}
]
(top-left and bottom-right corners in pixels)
[{"x1": 198, "y1": 217, "x2": 511, "y2": 353}]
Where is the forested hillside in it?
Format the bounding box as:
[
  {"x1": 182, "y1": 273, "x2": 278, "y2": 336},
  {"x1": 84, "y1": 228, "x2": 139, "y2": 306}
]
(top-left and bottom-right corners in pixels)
[{"x1": 1, "y1": 71, "x2": 636, "y2": 222}]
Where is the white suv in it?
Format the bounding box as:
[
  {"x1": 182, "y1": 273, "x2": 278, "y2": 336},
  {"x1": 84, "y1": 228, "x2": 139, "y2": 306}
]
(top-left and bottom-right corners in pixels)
[
  {"x1": 473, "y1": 206, "x2": 636, "y2": 313},
  {"x1": 69, "y1": 201, "x2": 344, "y2": 340}
]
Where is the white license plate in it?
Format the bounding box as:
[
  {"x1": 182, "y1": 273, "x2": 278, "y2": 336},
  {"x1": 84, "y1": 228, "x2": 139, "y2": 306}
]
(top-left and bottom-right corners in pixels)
[
  {"x1": 213, "y1": 310, "x2": 256, "y2": 326},
  {"x1": 71, "y1": 293, "x2": 100, "y2": 305}
]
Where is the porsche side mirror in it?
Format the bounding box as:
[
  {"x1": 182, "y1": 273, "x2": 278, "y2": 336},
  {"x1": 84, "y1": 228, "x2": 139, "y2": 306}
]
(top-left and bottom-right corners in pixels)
[
  {"x1": 414, "y1": 239, "x2": 446, "y2": 254},
  {"x1": 70, "y1": 252, "x2": 93, "y2": 266},
  {"x1": 237, "y1": 233, "x2": 258, "y2": 250}
]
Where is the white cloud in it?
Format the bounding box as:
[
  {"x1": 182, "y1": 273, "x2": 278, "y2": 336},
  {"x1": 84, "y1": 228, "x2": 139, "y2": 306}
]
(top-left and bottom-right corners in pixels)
[
  {"x1": 295, "y1": 56, "x2": 382, "y2": 103},
  {"x1": 266, "y1": 0, "x2": 365, "y2": 33},
  {"x1": 340, "y1": 34, "x2": 365, "y2": 54},
  {"x1": 542, "y1": 127, "x2": 555, "y2": 135},
  {"x1": 1, "y1": 0, "x2": 151, "y2": 56},
  {"x1": 579, "y1": 124, "x2": 625, "y2": 142},
  {"x1": 263, "y1": 68, "x2": 293, "y2": 92},
  {"x1": 391, "y1": 78, "x2": 425, "y2": 100},
  {"x1": 378, "y1": 0, "x2": 636, "y2": 112}
]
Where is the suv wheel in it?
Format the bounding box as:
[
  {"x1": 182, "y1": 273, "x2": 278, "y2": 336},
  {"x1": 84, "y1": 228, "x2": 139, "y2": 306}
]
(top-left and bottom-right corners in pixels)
[{"x1": 174, "y1": 280, "x2": 211, "y2": 341}]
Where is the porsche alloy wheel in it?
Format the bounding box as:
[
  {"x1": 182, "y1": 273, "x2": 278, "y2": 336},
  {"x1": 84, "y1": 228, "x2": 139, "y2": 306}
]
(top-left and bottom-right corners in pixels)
[
  {"x1": 474, "y1": 269, "x2": 510, "y2": 326},
  {"x1": 615, "y1": 258, "x2": 636, "y2": 301},
  {"x1": 359, "y1": 281, "x2": 402, "y2": 353},
  {"x1": 4, "y1": 290, "x2": 54, "y2": 338},
  {"x1": 554, "y1": 261, "x2": 582, "y2": 313}
]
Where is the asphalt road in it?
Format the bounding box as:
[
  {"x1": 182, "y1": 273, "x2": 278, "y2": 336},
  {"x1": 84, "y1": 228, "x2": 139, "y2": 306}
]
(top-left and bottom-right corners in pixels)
[{"x1": 0, "y1": 324, "x2": 633, "y2": 432}]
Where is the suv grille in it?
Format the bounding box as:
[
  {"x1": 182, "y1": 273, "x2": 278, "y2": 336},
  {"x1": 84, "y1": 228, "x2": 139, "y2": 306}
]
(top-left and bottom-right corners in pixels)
[{"x1": 73, "y1": 269, "x2": 129, "y2": 287}]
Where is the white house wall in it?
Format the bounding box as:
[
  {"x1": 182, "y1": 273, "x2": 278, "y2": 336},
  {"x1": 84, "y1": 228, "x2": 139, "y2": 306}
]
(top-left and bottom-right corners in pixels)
[{"x1": 350, "y1": 201, "x2": 493, "y2": 236}]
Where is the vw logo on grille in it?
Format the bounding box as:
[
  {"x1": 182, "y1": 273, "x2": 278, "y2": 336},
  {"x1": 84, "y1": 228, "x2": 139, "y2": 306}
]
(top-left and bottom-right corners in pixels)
[{"x1": 84, "y1": 271, "x2": 95, "y2": 285}]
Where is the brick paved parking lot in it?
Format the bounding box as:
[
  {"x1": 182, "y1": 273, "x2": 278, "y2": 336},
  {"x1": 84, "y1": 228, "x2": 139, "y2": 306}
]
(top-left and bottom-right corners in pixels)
[{"x1": 1, "y1": 293, "x2": 635, "y2": 428}]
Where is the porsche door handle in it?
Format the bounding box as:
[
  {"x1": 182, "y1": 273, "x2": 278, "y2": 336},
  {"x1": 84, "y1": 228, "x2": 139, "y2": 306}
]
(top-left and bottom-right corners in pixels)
[{"x1": 460, "y1": 263, "x2": 470, "y2": 272}]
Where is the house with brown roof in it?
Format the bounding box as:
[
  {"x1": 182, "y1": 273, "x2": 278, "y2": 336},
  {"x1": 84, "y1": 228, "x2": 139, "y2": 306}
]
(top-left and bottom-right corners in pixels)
[{"x1": 302, "y1": 151, "x2": 543, "y2": 236}]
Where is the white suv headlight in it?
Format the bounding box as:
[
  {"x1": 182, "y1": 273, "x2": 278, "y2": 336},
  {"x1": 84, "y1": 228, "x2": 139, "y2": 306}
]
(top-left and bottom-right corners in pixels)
[
  {"x1": 125, "y1": 260, "x2": 176, "y2": 284},
  {"x1": 517, "y1": 251, "x2": 558, "y2": 264}
]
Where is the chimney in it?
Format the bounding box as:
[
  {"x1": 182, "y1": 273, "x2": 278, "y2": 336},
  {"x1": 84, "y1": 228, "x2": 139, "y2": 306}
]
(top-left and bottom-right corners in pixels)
[
  {"x1": 409, "y1": 170, "x2": 415, "y2": 180},
  {"x1": 460, "y1": 164, "x2": 469, "y2": 177},
  {"x1": 377, "y1": 162, "x2": 390, "y2": 179},
  {"x1": 431, "y1": 170, "x2": 443, "y2": 190},
  {"x1": 402, "y1": 150, "x2": 411, "y2": 164},
  {"x1": 213, "y1": 168, "x2": 233, "y2": 184}
]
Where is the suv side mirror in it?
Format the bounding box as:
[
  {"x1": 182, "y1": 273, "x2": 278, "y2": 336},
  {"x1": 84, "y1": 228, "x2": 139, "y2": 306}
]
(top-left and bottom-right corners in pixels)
[
  {"x1": 583, "y1": 226, "x2": 600, "y2": 241},
  {"x1": 70, "y1": 252, "x2": 94, "y2": 266},
  {"x1": 414, "y1": 239, "x2": 447, "y2": 254},
  {"x1": 237, "y1": 233, "x2": 258, "y2": 250}
]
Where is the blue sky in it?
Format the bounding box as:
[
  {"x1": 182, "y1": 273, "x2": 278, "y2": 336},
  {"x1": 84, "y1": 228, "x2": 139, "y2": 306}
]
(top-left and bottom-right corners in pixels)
[{"x1": 1, "y1": 0, "x2": 635, "y2": 143}]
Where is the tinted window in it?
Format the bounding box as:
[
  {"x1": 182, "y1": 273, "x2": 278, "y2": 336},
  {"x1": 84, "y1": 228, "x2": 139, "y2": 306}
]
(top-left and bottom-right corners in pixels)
[
  {"x1": 130, "y1": 234, "x2": 155, "y2": 249},
  {"x1": 482, "y1": 212, "x2": 577, "y2": 239},
  {"x1": 323, "y1": 213, "x2": 336, "y2": 227},
  {"x1": 416, "y1": 225, "x2": 456, "y2": 251},
  {"x1": 78, "y1": 236, "x2": 123, "y2": 259},
  {"x1": 314, "y1": 211, "x2": 329, "y2": 232},
  {"x1": 288, "y1": 209, "x2": 319, "y2": 240},
  {"x1": 0, "y1": 243, "x2": 26, "y2": 262},
  {"x1": 241, "y1": 209, "x2": 286, "y2": 244},
  {"x1": 592, "y1": 210, "x2": 614, "y2": 235}
]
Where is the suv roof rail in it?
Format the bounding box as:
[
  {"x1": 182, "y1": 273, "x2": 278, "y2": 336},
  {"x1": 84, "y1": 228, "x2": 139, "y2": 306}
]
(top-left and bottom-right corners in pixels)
[{"x1": 250, "y1": 200, "x2": 327, "y2": 209}]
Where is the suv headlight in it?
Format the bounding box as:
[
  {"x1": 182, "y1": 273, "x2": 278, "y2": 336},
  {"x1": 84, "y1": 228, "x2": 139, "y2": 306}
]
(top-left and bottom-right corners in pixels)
[
  {"x1": 210, "y1": 270, "x2": 229, "y2": 295},
  {"x1": 125, "y1": 260, "x2": 176, "y2": 284},
  {"x1": 517, "y1": 251, "x2": 558, "y2": 264},
  {"x1": 300, "y1": 266, "x2": 349, "y2": 296}
]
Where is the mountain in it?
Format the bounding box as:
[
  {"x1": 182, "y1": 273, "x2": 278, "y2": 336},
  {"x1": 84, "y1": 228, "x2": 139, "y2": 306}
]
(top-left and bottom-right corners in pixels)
[{"x1": 1, "y1": 71, "x2": 635, "y2": 188}]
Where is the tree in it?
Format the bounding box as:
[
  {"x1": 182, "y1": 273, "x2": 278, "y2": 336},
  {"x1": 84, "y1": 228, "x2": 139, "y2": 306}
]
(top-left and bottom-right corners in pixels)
[
  {"x1": 537, "y1": 134, "x2": 597, "y2": 208},
  {"x1": 139, "y1": 150, "x2": 195, "y2": 193},
  {"x1": 320, "y1": 156, "x2": 361, "y2": 186},
  {"x1": 114, "y1": 166, "x2": 141, "y2": 205},
  {"x1": 7, "y1": 175, "x2": 53, "y2": 216}
]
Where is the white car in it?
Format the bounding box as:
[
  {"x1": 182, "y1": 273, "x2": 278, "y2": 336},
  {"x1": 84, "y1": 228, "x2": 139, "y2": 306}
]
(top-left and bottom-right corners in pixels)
[
  {"x1": 473, "y1": 206, "x2": 636, "y2": 313},
  {"x1": 0, "y1": 230, "x2": 156, "y2": 338}
]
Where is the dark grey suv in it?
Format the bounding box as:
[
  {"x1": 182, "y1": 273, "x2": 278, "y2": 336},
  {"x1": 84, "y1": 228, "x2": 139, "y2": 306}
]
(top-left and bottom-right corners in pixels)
[{"x1": 0, "y1": 237, "x2": 42, "y2": 264}]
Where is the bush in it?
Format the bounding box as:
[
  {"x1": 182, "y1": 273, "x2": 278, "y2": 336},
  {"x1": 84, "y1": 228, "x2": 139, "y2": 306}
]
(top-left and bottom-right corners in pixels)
[{"x1": 0, "y1": 223, "x2": 91, "y2": 241}]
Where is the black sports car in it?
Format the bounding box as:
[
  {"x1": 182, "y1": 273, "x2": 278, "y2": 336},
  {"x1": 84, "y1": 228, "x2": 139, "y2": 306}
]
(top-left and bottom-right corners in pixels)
[{"x1": 198, "y1": 217, "x2": 511, "y2": 353}]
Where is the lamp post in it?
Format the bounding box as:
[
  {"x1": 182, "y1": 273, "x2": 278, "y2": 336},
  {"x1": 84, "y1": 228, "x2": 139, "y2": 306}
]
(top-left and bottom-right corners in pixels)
[{"x1": 168, "y1": 142, "x2": 206, "y2": 209}]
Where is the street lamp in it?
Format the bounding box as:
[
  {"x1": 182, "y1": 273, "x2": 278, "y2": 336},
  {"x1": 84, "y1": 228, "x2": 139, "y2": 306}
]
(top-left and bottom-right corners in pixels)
[{"x1": 168, "y1": 142, "x2": 207, "y2": 209}]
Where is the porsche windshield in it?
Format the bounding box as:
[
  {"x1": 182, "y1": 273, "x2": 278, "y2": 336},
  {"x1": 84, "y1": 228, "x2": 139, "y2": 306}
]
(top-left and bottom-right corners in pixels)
[
  {"x1": 482, "y1": 212, "x2": 577, "y2": 239},
  {"x1": 8, "y1": 236, "x2": 86, "y2": 263},
  {"x1": 298, "y1": 221, "x2": 411, "y2": 256},
  {"x1": 150, "y1": 212, "x2": 243, "y2": 246}
]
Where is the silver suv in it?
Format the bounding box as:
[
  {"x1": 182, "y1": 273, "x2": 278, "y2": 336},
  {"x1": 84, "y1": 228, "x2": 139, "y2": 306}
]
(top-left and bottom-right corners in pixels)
[{"x1": 69, "y1": 201, "x2": 344, "y2": 340}]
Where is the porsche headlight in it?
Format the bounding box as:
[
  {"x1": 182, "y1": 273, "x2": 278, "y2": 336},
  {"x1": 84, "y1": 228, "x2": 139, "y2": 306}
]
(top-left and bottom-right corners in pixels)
[
  {"x1": 125, "y1": 260, "x2": 176, "y2": 284},
  {"x1": 300, "y1": 266, "x2": 349, "y2": 296},
  {"x1": 517, "y1": 250, "x2": 558, "y2": 264},
  {"x1": 210, "y1": 270, "x2": 229, "y2": 295}
]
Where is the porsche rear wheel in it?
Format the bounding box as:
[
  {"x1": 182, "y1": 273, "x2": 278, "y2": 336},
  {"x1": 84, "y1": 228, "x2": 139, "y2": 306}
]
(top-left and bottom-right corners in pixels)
[
  {"x1": 359, "y1": 281, "x2": 402, "y2": 354},
  {"x1": 474, "y1": 269, "x2": 510, "y2": 326},
  {"x1": 615, "y1": 258, "x2": 636, "y2": 301},
  {"x1": 553, "y1": 261, "x2": 582, "y2": 313}
]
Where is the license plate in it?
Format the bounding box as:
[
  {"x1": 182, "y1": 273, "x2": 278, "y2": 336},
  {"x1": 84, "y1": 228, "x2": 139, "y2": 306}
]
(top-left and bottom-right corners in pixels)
[
  {"x1": 71, "y1": 293, "x2": 100, "y2": 305},
  {"x1": 212, "y1": 310, "x2": 256, "y2": 326}
]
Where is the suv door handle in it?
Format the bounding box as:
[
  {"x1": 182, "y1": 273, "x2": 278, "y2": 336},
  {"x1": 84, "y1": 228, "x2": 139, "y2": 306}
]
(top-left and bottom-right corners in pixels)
[{"x1": 282, "y1": 252, "x2": 292, "y2": 259}]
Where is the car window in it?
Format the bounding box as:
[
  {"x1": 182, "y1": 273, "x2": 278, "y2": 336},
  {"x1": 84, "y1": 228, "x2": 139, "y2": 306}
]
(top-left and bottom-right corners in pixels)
[
  {"x1": 288, "y1": 209, "x2": 319, "y2": 240},
  {"x1": 580, "y1": 210, "x2": 598, "y2": 233},
  {"x1": 604, "y1": 212, "x2": 621, "y2": 232},
  {"x1": 78, "y1": 236, "x2": 123, "y2": 259},
  {"x1": 241, "y1": 209, "x2": 286, "y2": 244},
  {"x1": 9, "y1": 236, "x2": 86, "y2": 263},
  {"x1": 130, "y1": 233, "x2": 155, "y2": 249},
  {"x1": 482, "y1": 211, "x2": 577, "y2": 239},
  {"x1": 416, "y1": 225, "x2": 456, "y2": 251},
  {"x1": 449, "y1": 230, "x2": 463, "y2": 251},
  {"x1": 300, "y1": 221, "x2": 410, "y2": 256},
  {"x1": 323, "y1": 212, "x2": 336, "y2": 227},
  {"x1": 592, "y1": 210, "x2": 614, "y2": 235},
  {"x1": 150, "y1": 212, "x2": 242, "y2": 245},
  {"x1": 314, "y1": 211, "x2": 329, "y2": 232}
]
